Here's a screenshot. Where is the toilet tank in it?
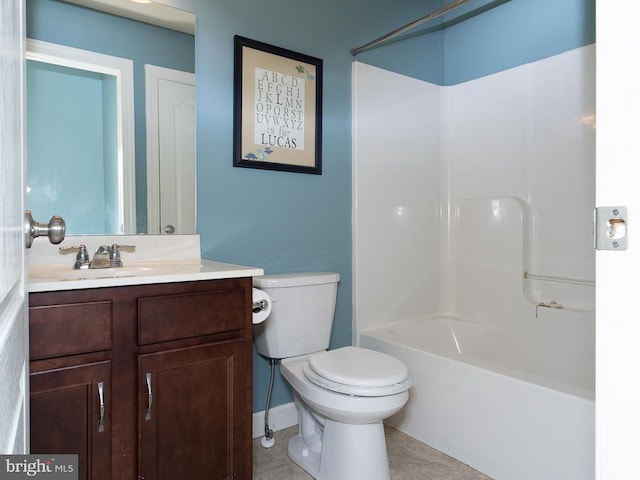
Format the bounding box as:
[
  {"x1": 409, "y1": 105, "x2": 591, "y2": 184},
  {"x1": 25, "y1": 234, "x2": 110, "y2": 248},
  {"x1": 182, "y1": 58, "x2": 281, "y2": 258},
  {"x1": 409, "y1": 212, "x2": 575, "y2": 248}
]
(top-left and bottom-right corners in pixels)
[{"x1": 253, "y1": 272, "x2": 340, "y2": 359}]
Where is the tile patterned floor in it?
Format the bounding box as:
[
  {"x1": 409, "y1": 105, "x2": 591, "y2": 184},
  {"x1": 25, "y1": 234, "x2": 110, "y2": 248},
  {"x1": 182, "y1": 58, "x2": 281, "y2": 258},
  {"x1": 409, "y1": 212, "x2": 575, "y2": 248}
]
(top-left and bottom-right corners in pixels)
[{"x1": 253, "y1": 425, "x2": 493, "y2": 479}]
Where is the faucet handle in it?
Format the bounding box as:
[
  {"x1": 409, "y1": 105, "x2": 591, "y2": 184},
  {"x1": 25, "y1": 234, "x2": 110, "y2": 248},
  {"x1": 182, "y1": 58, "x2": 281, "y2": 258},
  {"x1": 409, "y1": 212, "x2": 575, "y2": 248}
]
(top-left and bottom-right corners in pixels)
[
  {"x1": 59, "y1": 244, "x2": 90, "y2": 269},
  {"x1": 114, "y1": 244, "x2": 136, "y2": 253},
  {"x1": 108, "y1": 243, "x2": 136, "y2": 267},
  {"x1": 59, "y1": 244, "x2": 88, "y2": 255}
]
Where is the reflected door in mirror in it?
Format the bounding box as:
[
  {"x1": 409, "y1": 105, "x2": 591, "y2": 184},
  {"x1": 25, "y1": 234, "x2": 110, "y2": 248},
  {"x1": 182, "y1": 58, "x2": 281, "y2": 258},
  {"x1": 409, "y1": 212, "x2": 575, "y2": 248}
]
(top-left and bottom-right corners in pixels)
[{"x1": 145, "y1": 65, "x2": 196, "y2": 235}]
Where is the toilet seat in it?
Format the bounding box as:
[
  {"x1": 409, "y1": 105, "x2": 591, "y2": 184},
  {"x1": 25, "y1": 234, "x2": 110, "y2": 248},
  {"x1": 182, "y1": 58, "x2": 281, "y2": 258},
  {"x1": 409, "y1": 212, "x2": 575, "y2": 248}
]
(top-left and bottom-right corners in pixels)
[{"x1": 304, "y1": 346, "x2": 412, "y2": 396}]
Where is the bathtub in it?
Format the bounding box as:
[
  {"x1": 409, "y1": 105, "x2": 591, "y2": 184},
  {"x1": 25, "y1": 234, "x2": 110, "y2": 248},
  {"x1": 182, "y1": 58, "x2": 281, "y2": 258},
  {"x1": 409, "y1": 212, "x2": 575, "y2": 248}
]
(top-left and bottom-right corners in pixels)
[{"x1": 359, "y1": 316, "x2": 595, "y2": 480}]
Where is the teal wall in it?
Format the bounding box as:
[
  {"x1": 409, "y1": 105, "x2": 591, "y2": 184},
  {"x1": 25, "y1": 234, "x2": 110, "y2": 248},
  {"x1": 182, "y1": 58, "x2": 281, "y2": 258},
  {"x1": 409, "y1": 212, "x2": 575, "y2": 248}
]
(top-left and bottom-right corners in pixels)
[
  {"x1": 441, "y1": 0, "x2": 596, "y2": 85},
  {"x1": 347, "y1": 0, "x2": 596, "y2": 85}
]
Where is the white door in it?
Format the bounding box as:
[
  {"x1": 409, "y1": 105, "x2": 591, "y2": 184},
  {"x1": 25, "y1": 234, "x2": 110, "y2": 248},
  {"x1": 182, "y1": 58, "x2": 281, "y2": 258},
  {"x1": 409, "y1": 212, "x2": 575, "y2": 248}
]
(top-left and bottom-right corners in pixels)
[
  {"x1": 595, "y1": 1, "x2": 640, "y2": 478},
  {"x1": 0, "y1": 0, "x2": 29, "y2": 454},
  {"x1": 145, "y1": 65, "x2": 196, "y2": 235}
]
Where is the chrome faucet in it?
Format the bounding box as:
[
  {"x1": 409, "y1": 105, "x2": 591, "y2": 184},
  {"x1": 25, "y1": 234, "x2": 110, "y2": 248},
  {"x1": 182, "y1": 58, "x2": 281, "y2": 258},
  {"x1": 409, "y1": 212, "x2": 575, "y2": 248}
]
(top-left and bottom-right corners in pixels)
[
  {"x1": 60, "y1": 243, "x2": 136, "y2": 269},
  {"x1": 59, "y1": 244, "x2": 91, "y2": 269},
  {"x1": 91, "y1": 244, "x2": 136, "y2": 268}
]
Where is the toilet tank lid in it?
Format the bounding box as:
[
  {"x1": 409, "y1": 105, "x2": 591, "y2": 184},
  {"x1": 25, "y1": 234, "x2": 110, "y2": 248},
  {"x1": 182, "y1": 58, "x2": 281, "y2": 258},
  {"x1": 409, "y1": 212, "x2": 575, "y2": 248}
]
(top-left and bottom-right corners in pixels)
[{"x1": 253, "y1": 272, "x2": 340, "y2": 288}]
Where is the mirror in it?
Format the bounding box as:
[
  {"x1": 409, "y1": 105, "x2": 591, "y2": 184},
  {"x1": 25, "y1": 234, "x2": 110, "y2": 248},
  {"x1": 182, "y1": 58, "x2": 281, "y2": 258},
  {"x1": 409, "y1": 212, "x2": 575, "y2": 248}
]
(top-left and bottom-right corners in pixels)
[{"x1": 25, "y1": 0, "x2": 196, "y2": 235}]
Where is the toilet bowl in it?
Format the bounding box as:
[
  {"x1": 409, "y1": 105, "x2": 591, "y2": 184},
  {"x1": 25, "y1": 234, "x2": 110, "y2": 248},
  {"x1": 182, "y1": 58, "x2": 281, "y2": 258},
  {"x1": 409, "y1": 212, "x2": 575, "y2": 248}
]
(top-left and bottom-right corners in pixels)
[
  {"x1": 283, "y1": 347, "x2": 411, "y2": 423},
  {"x1": 281, "y1": 348, "x2": 411, "y2": 480},
  {"x1": 252, "y1": 273, "x2": 411, "y2": 480}
]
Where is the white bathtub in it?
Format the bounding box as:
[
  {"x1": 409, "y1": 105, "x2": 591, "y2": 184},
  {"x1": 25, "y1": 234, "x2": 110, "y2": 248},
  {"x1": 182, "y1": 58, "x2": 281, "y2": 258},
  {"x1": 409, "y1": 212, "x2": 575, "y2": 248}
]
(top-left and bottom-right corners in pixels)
[{"x1": 359, "y1": 316, "x2": 595, "y2": 480}]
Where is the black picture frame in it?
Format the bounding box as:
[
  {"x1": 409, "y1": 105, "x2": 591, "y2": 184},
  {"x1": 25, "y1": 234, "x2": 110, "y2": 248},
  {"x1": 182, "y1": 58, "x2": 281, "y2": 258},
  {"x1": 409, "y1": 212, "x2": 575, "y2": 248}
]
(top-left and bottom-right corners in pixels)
[{"x1": 233, "y1": 35, "x2": 323, "y2": 175}]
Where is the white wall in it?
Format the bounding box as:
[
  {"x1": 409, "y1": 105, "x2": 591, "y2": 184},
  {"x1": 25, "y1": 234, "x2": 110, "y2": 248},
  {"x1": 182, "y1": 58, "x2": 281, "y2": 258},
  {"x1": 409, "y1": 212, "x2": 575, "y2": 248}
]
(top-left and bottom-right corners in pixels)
[
  {"x1": 353, "y1": 45, "x2": 595, "y2": 336},
  {"x1": 352, "y1": 62, "x2": 444, "y2": 336}
]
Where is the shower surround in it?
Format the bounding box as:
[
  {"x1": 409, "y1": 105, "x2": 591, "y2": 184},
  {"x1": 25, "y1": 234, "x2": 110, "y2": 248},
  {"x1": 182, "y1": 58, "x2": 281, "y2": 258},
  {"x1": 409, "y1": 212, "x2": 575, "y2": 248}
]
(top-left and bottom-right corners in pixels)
[{"x1": 352, "y1": 45, "x2": 595, "y2": 479}]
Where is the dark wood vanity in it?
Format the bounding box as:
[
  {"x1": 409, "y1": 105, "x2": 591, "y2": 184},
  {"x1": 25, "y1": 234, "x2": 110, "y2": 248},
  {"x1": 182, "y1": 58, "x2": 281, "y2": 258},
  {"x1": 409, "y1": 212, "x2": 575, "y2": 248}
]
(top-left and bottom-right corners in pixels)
[{"x1": 28, "y1": 277, "x2": 253, "y2": 480}]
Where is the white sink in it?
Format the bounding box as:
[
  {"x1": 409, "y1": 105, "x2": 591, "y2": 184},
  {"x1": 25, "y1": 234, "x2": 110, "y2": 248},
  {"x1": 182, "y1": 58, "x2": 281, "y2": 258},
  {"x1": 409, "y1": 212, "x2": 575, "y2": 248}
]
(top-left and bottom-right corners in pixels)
[
  {"x1": 27, "y1": 234, "x2": 264, "y2": 292},
  {"x1": 28, "y1": 261, "x2": 199, "y2": 282},
  {"x1": 28, "y1": 260, "x2": 264, "y2": 292}
]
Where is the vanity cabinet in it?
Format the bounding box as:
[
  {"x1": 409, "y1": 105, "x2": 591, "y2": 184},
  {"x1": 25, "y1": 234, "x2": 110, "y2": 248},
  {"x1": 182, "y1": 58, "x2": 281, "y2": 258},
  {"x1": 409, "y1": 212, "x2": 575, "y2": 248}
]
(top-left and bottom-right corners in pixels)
[
  {"x1": 30, "y1": 361, "x2": 112, "y2": 480},
  {"x1": 137, "y1": 341, "x2": 244, "y2": 479},
  {"x1": 29, "y1": 296, "x2": 113, "y2": 480},
  {"x1": 29, "y1": 278, "x2": 253, "y2": 480}
]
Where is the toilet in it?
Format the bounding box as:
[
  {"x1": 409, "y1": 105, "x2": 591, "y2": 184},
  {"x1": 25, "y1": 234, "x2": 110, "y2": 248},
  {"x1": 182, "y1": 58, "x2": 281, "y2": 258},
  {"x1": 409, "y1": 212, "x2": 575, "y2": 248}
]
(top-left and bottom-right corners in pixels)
[{"x1": 253, "y1": 272, "x2": 412, "y2": 480}]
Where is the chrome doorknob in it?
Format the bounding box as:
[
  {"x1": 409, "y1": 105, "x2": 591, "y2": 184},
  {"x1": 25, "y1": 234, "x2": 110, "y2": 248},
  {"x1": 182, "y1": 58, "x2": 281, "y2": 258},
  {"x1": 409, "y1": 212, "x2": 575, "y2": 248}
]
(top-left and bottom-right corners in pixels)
[{"x1": 24, "y1": 210, "x2": 66, "y2": 248}]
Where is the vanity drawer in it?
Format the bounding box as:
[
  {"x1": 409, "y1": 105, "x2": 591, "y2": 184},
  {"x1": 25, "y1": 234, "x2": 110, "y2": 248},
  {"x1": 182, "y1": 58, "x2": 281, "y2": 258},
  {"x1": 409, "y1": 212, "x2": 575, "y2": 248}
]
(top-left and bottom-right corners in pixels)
[
  {"x1": 29, "y1": 301, "x2": 113, "y2": 360},
  {"x1": 138, "y1": 288, "x2": 246, "y2": 345}
]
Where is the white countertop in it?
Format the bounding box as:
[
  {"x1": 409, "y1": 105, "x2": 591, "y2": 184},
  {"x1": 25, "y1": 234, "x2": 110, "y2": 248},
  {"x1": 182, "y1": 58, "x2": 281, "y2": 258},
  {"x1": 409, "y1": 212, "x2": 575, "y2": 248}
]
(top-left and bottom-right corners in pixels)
[
  {"x1": 28, "y1": 234, "x2": 264, "y2": 293},
  {"x1": 29, "y1": 259, "x2": 264, "y2": 293}
]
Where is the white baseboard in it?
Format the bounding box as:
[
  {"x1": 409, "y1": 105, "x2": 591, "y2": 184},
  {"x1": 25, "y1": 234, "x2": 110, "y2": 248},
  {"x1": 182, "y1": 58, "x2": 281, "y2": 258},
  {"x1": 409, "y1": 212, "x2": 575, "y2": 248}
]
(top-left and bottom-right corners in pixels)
[{"x1": 252, "y1": 402, "x2": 298, "y2": 439}]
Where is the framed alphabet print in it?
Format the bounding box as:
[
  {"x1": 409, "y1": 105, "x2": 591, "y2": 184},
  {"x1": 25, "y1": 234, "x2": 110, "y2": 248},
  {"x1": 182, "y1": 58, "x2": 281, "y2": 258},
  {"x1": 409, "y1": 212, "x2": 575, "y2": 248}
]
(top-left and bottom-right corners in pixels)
[{"x1": 233, "y1": 35, "x2": 323, "y2": 175}]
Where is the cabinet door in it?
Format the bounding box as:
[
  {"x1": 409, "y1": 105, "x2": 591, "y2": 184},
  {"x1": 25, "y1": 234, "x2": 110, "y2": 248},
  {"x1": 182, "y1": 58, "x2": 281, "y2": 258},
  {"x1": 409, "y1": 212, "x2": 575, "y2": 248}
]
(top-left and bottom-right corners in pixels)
[
  {"x1": 30, "y1": 361, "x2": 111, "y2": 480},
  {"x1": 138, "y1": 340, "x2": 250, "y2": 480}
]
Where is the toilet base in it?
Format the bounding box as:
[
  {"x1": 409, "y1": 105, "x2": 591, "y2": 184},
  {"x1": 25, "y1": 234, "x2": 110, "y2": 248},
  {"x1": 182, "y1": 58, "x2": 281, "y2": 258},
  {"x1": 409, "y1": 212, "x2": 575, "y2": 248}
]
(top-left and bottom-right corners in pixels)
[{"x1": 288, "y1": 417, "x2": 391, "y2": 480}]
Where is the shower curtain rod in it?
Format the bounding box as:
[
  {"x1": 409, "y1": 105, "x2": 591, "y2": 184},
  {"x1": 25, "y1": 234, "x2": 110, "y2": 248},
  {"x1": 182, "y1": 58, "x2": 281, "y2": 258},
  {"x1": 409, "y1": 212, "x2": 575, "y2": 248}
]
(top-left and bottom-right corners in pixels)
[{"x1": 351, "y1": 0, "x2": 470, "y2": 56}]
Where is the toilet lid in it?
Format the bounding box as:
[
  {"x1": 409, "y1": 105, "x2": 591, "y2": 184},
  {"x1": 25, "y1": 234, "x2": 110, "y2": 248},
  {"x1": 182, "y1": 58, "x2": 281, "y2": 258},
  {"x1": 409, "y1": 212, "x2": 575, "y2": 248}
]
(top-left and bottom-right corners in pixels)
[
  {"x1": 303, "y1": 364, "x2": 412, "y2": 396},
  {"x1": 308, "y1": 346, "x2": 409, "y2": 389}
]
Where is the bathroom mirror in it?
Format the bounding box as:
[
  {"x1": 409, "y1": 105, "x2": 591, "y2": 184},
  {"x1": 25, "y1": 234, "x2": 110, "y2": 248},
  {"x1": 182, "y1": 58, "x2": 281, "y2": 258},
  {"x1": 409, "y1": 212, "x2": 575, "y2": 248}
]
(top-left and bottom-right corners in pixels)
[{"x1": 25, "y1": 0, "x2": 196, "y2": 235}]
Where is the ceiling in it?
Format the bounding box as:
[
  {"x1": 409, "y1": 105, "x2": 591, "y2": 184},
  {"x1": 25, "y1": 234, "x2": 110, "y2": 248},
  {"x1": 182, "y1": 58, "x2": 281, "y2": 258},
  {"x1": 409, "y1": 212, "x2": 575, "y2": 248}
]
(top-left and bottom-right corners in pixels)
[{"x1": 61, "y1": 0, "x2": 195, "y2": 34}]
